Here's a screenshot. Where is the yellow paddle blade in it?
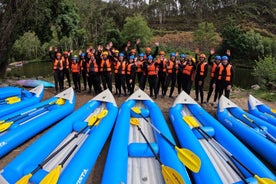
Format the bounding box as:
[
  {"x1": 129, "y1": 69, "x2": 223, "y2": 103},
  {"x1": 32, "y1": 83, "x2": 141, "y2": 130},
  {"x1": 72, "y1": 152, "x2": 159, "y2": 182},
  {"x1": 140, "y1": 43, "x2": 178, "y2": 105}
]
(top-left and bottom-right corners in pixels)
[
  {"x1": 55, "y1": 98, "x2": 65, "y2": 105},
  {"x1": 15, "y1": 173, "x2": 32, "y2": 184},
  {"x1": 6, "y1": 96, "x2": 21, "y2": 104},
  {"x1": 175, "y1": 146, "x2": 201, "y2": 173},
  {"x1": 131, "y1": 107, "x2": 141, "y2": 114},
  {"x1": 254, "y1": 175, "x2": 276, "y2": 184},
  {"x1": 0, "y1": 122, "x2": 13, "y2": 132},
  {"x1": 161, "y1": 165, "x2": 185, "y2": 184},
  {"x1": 182, "y1": 116, "x2": 199, "y2": 128},
  {"x1": 130, "y1": 118, "x2": 139, "y2": 126},
  {"x1": 40, "y1": 165, "x2": 62, "y2": 184},
  {"x1": 87, "y1": 115, "x2": 97, "y2": 126},
  {"x1": 271, "y1": 109, "x2": 276, "y2": 114},
  {"x1": 97, "y1": 109, "x2": 108, "y2": 119}
]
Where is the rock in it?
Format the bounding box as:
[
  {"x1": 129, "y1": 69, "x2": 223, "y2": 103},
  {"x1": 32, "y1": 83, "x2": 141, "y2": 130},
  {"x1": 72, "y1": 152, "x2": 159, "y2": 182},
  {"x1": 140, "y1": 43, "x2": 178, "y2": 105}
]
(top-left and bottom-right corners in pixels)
[
  {"x1": 6, "y1": 68, "x2": 11, "y2": 72},
  {"x1": 37, "y1": 76, "x2": 44, "y2": 80},
  {"x1": 251, "y1": 84, "x2": 260, "y2": 90}
]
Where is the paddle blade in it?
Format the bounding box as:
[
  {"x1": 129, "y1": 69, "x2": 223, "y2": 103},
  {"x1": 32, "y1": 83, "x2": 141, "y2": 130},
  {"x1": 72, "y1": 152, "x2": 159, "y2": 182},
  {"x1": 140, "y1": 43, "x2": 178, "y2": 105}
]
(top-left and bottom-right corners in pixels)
[
  {"x1": 182, "y1": 116, "x2": 199, "y2": 128},
  {"x1": 131, "y1": 107, "x2": 141, "y2": 114},
  {"x1": 40, "y1": 165, "x2": 62, "y2": 184},
  {"x1": 87, "y1": 115, "x2": 97, "y2": 126},
  {"x1": 175, "y1": 147, "x2": 201, "y2": 173},
  {"x1": 271, "y1": 109, "x2": 276, "y2": 114},
  {"x1": 254, "y1": 175, "x2": 276, "y2": 184},
  {"x1": 55, "y1": 98, "x2": 65, "y2": 105},
  {"x1": 130, "y1": 118, "x2": 139, "y2": 126},
  {"x1": 0, "y1": 122, "x2": 12, "y2": 132},
  {"x1": 15, "y1": 173, "x2": 32, "y2": 184},
  {"x1": 97, "y1": 109, "x2": 108, "y2": 119},
  {"x1": 161, "y1": 165, "x2": 185, "y2": 184},
  {"x1": 6, "y1": 96, "x2": 21, "y2": 104}
]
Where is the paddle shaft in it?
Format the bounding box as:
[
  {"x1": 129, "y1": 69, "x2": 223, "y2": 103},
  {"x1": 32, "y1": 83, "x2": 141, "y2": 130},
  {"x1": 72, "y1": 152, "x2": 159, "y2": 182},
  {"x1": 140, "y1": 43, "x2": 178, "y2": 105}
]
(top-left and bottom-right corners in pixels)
[
  {"x1": 242, "y1": 114, "x2": 276, "y2": 143},
  {"x1": 135, "y1": 112, "x2": 176, "y2": 148},
  {"x1": 195, "y1": 127, "x2": 247, "y2": 183},
  {"x1": 136, "y1": 125, "x2": 162, "y2": 165}
]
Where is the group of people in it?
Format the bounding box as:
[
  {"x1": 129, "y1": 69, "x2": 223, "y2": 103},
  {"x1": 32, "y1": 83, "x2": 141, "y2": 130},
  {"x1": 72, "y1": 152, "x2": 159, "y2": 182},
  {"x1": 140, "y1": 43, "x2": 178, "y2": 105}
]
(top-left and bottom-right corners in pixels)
[{"x1": 49, "y1": 40, "x2": 234, "y2": 104}]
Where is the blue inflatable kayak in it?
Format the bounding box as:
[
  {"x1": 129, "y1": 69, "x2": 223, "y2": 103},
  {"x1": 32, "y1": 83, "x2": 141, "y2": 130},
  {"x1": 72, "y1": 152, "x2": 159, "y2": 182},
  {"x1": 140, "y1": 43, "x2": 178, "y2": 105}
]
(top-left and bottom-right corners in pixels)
[
  {"x1": 0, "y1": 87, "x2": 75, "y2": 158},
  {"x1": 102, "y1": 89, "x2": 191, "y2": 184},
  {"x1": 16, "y1": 79, "x2": 55, "y2": 88},
  {"x1": 0, "y1": 89, "x2": 117, "y2": 184},
  {"x1": 248, "y1": 95, "x2": 276, "y2": 126},
  {"x1": 170, "y1": 91, "x2": 276, "y2": 183},
  {"x1": 217, "y1": 95, "x2": 276, "y2": 168},
  {"x1": 0, "y1": 85, "x2": 44, "y2": 117}
]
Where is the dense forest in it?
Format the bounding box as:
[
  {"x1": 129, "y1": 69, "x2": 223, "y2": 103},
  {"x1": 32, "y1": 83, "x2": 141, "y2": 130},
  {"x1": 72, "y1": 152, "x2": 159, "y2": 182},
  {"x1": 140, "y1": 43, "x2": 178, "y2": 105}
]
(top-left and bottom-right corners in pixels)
[{"x1": 0, "y1": 0, "x2": 275, "y2": 84}]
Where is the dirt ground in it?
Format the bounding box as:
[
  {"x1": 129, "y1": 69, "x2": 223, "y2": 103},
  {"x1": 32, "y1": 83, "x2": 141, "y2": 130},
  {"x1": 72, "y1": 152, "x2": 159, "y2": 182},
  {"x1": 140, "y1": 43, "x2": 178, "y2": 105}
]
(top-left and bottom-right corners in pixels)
[{"x1": 0, "y1": 86, "x2": 275, "y2": 183}]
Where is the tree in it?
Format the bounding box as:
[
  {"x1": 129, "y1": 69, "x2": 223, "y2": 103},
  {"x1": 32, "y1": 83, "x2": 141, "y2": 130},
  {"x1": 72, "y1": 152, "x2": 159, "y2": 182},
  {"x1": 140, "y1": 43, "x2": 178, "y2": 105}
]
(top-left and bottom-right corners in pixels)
[
  {"x1": 193, "y1": 22, "x2": 219, "y2": 52},
  {"x1": 121, "y1": 14, "x2": 153, "y2": 46},
  {"x1": 12, "y1": 32, "x2": 41, "y2": 60}
]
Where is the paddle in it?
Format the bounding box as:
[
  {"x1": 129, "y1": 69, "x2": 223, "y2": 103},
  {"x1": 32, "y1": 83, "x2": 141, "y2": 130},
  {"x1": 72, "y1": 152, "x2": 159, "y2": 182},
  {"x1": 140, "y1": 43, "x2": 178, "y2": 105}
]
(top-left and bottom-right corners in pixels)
[
  {"x1": 15, "y1": 109, "x2": 108, "y2": 184},
  {"x1": 0, "y1": 98, "x2": 66, "y2": 133},
  {"x1": 130, "y1": 118, "x2": 185, "y2": 184},
  {"x1": 0, "y1": 96, "x2": 21, "y2": 105},
  {"x1": 271, "y1": 109, "x2": 276, "y2": 114},
  {"x1": 183, "y1": 115, "x2": 276, "y2": 184},
  {"x1": 131, "y1": 107, "x2": 201, "y2": 173},
  {"x1": 242, "y1": 114, "x2": 276, "y2": 144}
]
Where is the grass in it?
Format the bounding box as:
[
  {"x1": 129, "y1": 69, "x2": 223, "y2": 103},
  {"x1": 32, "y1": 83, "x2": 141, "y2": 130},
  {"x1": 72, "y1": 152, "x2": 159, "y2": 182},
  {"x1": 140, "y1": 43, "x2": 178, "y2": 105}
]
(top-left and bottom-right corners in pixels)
[{"x1": 250, "y1": 89, "x2": 276, "y2": 102}]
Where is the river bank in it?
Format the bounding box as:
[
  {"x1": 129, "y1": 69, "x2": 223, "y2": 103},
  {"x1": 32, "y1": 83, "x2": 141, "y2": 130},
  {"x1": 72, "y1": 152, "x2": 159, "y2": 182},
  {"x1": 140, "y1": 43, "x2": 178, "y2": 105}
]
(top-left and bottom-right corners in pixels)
[{"x1": 0, "y1": 85, "x2": 275, "y2": 183}]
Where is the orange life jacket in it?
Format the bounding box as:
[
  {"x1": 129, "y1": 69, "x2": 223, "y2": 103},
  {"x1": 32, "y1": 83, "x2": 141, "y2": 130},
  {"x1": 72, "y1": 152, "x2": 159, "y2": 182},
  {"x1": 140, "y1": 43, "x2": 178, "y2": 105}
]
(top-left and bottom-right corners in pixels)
[
  {"x1": 87, "y1": 59, "x2": 99, "y2": 73},
  {"x1": 166, "y1": 60, "x2": 175, "y2": 74},
  {"x1": 147, "y1": 62, "x2": 157, "y2": 75},
  {"x1": 127, "y1": 63, "x2": 135, "y2": 75},
  {"x1": 62, "y1": 57, "x2": 70, "y2": 69},
  {"x1": 100, "y1": 59, "x2": 112, "y2": 72},
  {"x1": 210, "y1": 62, "x2": 220, "y2": 78},
  {"x1": 156, "y1": 58, "x2": 167, "y2": 72},
  {"x1": 71, "y1": 63, "x2": 80, "y2": 73},
  {"x1": 136, "y1": 60, "x2": 143, "y2": 73},
  {"x1": 218, "y1": 64, "x2": 232, "y2": 81},
  {"x1": 182, "y1": 64, "x2": 194, "y2": 76},
  {"x1": 53, "y1": 59, "x2": 63, "y2": 70},
  {"x1": 114, "y1": 61, "x2": 126, "y2": 75},
  {"x1": 198, "y1": 62, "x2": 207, "y2": 76}
]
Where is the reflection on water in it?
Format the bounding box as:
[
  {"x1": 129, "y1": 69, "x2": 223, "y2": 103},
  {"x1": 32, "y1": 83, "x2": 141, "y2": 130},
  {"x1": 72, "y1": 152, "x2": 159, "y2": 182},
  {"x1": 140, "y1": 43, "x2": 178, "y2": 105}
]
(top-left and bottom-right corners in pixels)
[{"x1": 8, "y1": 62, "x2": 257, "y2": 89}]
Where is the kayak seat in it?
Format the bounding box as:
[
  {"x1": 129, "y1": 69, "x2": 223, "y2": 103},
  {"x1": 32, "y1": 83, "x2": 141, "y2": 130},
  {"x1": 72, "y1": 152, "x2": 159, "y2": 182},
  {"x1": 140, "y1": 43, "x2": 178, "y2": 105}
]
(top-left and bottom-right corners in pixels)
[
  {"x1": 128, "y1": 142, "x2": 159, "y2": 157},
  {"x1": 192, "y1": 126, "x2": 215, "y2": 139},
  {"x1": 130, "y1": 108, "x2": 150, "y2": 118}
]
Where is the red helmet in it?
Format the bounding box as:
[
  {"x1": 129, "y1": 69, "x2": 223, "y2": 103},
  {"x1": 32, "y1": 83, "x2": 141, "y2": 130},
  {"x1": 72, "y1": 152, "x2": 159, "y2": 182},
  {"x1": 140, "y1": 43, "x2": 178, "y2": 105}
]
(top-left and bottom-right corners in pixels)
[
  {"x1": 159, "y1": 51, "x2": 165, "y2": 55},
  {"x1": 63, "y1": 51, "x2": 68, "y2": 55},
  {"x1": 199, "y1": 54, "x2": 206, "y2": 59},
  {"x1": 145, "y1": 47, "x2": 151, "y2": 52}
]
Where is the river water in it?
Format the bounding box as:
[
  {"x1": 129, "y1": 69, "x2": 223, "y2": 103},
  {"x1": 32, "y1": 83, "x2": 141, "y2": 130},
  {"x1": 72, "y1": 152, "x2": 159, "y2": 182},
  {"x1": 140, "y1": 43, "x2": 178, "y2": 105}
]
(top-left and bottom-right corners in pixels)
[{"x1": 7, "y1": 61, "x2": 257, "y2": 89}]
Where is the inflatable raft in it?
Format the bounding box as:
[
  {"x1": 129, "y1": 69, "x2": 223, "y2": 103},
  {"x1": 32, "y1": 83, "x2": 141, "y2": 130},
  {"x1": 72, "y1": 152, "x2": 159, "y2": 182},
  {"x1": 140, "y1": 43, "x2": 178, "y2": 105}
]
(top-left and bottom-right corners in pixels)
[
  {"x1": 16, "y1": 79, "x2": 55, "y2": 88},
  {"x1": 0, "y1": 87, "x2": 75, "y2": 157},
  {"x1": 102, "y1": 89, "x2": 192, "y2": 184},
  {"x1": 217, "y1": 95, "x2": 276, "y2": 168},
  {"x1": 170, "y1": 91, "x2": 276, "y2": 184},
  {"x1": 248, "y1": 94, "x2": 276, "y2": 126},
  {"x1": 0, "y1": 89, "x2": 117, "y2": 184},
  {"x1": 0, "y1": 85, "x2": 44, "y2": 117}
]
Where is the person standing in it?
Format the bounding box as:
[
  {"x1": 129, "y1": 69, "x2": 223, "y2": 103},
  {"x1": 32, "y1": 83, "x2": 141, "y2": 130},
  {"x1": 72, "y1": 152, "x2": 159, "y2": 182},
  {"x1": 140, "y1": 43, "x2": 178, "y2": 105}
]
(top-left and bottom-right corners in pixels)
[
  {"x1": 206, "y1": 49, "x2": 221, "y2": 104},
  {"x1": 87, "y1": 53, "x2": 102, "y2": 95},
  {"x1": 126, "y1": 55, "x2": 137, "y2": 95},
  {"x1": 114, "y1": 53, "x2": 127, "y2": 96},
  {"x1": 163, "y1": 52, "x2": 177, "y2": 98},
  {"x1": 156, "y1": 51, "x2": 167, "y2": 97},
  {"x1": 71, "y1": 55, "x2": 81, "y2": 92},
  {"x1": 181, "y1": 56, "x2": 196, "y2": 95},
  {"x1": 99, "y1": 51, "x2": 113, "y2": 92},
  {"x1": 177, "y1": 54, "x2": 186, "y2": 94},
  {"x1": 136, "y1": 53, "x2": 145, "y2": 88},
  {"x1": 146, "y1": 55, "x2": 158, "y2": 99},
  {"x1": 194, "y1": 50, "x2": 208, "y2": 104},
  {"x1": 62, "y1": 51, "x2": 71, "y2": 88},
  {"x1": 80, "y1": 53, "x2": 87, "y2": 91},
  {"x1": 52, "y1": 52, "x2": 64, "y2": 93},
  {"x1": 214, "y1": 55, "x2": 234, "y2": 99}
]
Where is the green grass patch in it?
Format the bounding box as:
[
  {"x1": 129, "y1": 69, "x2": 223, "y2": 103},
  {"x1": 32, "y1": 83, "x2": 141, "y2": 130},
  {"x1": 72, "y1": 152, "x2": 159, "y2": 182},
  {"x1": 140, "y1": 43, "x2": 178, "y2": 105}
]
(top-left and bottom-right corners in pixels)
[{"x1": 250, "y1": 89, "x2": 276, "y2": 102}]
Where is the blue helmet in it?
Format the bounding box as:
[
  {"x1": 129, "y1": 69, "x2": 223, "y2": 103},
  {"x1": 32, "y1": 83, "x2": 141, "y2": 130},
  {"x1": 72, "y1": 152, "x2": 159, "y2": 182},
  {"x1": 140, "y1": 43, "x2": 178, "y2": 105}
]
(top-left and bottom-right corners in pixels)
[
  {"x1": 129, "y1": 55, "x2": 135, "y2": 60},
  {"x1": 139, "y1": 53, "x2": 144, "y2": 57},
  {"x1": 148, "y1": 55, "x2": 153, "y2": 60},
  {"x1": 80, "y1": 53, "x2": 85, "y2": 57},
  {"x1": 221, "y1": 56, "x2": 228, "y2": 60},
  {"x1": 170, "y1": 52, "x2": 176, "y2": 57},
  {"x1": 180, "y1": 54, "x2": 186, "y2": 58},
  {"x1": 215, "y1": 55, "x2": 221, "y2": 60},
  {"x1": 119, "y1": 53, "x2": 124, "y2": 57}
]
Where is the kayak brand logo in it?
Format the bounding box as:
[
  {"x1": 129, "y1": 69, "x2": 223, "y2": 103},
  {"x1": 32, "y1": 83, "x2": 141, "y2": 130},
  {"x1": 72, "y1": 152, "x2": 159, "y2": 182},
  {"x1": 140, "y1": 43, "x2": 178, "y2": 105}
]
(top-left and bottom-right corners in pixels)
[
  {"x1": 76, "y1": 168, "x2": 88, "y2": 184},
  {"x1": 0, "y1": 141, "x2": 7, "y2": 147}
]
